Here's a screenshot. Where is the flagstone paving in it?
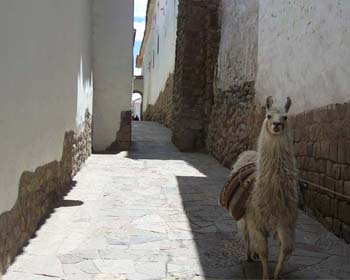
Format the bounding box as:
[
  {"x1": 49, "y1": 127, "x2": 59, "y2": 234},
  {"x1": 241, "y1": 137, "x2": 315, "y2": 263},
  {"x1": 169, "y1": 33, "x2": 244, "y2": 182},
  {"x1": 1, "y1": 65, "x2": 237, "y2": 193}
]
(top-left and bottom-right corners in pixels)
[{"x1": 3, "y1": 121, "x2": 350, "y2": 279}]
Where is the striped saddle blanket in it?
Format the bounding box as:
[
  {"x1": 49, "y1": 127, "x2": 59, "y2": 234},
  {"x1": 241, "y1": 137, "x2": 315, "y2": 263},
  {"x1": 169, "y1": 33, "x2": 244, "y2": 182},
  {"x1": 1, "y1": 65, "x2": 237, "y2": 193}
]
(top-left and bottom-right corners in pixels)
[{"x1": 219, "y1": 162, "x2": 256, "y2": 221}]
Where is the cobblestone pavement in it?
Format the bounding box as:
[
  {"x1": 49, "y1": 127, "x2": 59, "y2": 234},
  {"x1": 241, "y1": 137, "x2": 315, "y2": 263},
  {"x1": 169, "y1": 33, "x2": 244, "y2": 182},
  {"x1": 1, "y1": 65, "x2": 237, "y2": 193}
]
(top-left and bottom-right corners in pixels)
[{"x1": 3, "y1": 122, "x2": 350, "y2": 280}]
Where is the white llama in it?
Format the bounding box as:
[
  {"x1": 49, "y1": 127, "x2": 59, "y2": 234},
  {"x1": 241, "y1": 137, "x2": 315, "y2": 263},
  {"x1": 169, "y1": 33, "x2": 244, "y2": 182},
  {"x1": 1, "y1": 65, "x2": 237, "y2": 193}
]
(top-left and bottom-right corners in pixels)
[{"x1": 233, "y1": 96, "x2": 298, "y2": 279}]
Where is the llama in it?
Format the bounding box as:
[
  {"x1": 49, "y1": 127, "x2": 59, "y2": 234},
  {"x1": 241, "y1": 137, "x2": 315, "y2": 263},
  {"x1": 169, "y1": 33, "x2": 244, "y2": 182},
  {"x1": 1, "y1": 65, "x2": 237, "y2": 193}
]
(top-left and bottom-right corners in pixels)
[{"x1": 234, "y1": 96, "x2": 298, "y2": 279}]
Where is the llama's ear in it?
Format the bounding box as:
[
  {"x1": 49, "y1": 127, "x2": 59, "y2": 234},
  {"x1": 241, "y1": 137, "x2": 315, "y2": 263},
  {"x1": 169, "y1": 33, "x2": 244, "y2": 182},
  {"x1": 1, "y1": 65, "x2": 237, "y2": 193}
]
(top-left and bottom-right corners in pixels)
[
  {"x1": 266, "y1": 96, "x2": 273, "y2": 110},
  {"x1": 285, "y1": 97, "x2": 292, "y2": 113}
]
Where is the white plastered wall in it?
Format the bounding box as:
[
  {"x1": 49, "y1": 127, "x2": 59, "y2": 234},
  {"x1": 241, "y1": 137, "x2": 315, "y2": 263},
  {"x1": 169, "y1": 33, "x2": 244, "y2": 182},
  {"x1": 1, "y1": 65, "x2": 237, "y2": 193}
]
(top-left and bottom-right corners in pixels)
[
  {"x1": 0, "y1": 0, "x2": 93, "y2": 214},
  {"x1": 92, "y1": 0, "x2": 133, "y2": 152},
  {"x1": 256, "y1": 0, "x2": 350, "y2": 113},
  {"x1": 142, "y1": 0, "x2": 178, "y2": 112}
]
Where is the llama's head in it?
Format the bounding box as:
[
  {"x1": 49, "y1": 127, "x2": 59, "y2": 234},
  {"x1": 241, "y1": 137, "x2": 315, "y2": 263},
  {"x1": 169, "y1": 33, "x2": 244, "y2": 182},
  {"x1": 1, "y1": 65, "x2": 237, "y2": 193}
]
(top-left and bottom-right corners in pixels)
[{"x1": 264, "y1": 96, "x2": 292, "y2": 135}]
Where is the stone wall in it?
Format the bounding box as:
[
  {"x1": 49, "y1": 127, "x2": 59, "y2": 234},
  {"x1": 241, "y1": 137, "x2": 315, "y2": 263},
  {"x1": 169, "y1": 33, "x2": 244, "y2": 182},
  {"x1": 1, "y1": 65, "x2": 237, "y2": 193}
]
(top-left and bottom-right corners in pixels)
[
  {"x1": 143, "y1": 74, "x2": 174, "y2": 128},
  {"x1": 292, "y1": 103, "x2": 350, "y2": 243},
  {"x1": 172, "y1": 0, "x2": 221, "y2": 151},
  {"x1": 207, "y1": 82, "x2": 264, "y2": 168},
  {"x1": 0, "y1": 112, "x2": 92, "y2": 274},
  {"x1": 106, "y1": 110, "x2": 132, "y2": 152},
  {"x1": 207, "y1": 0, "x2": 260, "y2": 165}
]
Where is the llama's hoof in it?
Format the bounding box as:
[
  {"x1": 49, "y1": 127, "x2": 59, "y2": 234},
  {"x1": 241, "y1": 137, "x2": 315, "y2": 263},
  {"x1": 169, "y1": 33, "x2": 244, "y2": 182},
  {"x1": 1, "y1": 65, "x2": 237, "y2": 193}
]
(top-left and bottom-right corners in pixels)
[
  {"x1": 246, "y1": 252, "x2": 259, "y2": 262},
  {"x1": 252, "y1": 252, "x2": 259, "y2": 260}
]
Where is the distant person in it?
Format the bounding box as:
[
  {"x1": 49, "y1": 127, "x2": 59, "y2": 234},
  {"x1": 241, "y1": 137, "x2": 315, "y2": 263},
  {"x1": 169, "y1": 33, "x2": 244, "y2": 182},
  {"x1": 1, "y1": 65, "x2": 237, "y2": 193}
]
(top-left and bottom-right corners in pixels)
[{"x1": 134, "y1": 115, "x2": 139, "y2": 121}]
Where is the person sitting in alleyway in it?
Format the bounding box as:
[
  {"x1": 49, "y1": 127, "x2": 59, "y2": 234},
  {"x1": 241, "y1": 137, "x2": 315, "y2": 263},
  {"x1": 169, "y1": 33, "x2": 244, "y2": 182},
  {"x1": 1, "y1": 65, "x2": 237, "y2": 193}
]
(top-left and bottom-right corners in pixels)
[{"x1": 133, "y1": 115, "x2": 139, "y2": 121}]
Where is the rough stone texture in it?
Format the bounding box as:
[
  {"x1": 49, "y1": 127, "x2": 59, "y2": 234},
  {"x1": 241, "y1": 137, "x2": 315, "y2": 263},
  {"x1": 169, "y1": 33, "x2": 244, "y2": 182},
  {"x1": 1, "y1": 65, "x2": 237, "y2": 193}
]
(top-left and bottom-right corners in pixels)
[
  {"x1": 3, "y1": 122, "x2": 350, "y2": 280},
  {"x1": 0, "y1": 111, "x2": 92, "y2": 274},
  {"x1": 143, "y1": 73, "x2": 173, "y2": 128},
  {"x1": 206, "y1": 0, "x2": 262, "y2": 168},
  {"x1": 207, "y1": 82, "x2": 264, "y2": 168},
  {"x1": 292, "y1": 103, "x2": 350, "y2": 243},
  {"x1": 172, "y1": 0, "x2": 221, "y2": 151},
  {"x1": 72, "y1": 110, "x2": 92, "y2": 176},
  {"x1": 106, "y1": 110, "x2": 131, "y2": 152}
]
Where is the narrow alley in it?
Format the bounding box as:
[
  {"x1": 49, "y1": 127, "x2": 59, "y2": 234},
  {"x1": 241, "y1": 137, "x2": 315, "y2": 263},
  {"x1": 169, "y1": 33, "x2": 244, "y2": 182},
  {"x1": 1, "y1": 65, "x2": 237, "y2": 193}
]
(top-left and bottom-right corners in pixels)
[{"x1": 3, "y1": 122, "x2": 350, "y2": 280}]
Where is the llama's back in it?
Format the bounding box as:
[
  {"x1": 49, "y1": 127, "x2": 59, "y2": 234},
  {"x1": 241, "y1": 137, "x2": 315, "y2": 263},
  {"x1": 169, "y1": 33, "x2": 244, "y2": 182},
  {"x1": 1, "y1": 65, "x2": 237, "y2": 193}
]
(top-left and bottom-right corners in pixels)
[{"x1": 232, "y1": 150, "x2": 257, "y2": 173}]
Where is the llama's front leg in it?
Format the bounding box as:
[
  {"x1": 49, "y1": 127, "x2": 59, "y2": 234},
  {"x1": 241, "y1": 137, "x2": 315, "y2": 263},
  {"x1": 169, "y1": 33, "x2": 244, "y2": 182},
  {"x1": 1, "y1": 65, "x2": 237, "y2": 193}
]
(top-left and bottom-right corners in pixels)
[
  {"x1": 251, "y1": 229, "x2": 269, "y2": 279},
  {"x1": 274, "y1": 226, "x2": 294, "y2": 279}
]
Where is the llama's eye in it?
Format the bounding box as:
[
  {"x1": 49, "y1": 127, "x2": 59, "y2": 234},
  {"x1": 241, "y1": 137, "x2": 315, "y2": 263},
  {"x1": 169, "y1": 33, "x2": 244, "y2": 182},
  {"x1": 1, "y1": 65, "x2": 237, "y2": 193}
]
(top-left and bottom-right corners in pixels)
[
  {"x1": 283, "y1": 116, "x2": 288, "y2": 121},
  {"x1": 267, "y1": 114, "x2": 272, "y2": 119}
]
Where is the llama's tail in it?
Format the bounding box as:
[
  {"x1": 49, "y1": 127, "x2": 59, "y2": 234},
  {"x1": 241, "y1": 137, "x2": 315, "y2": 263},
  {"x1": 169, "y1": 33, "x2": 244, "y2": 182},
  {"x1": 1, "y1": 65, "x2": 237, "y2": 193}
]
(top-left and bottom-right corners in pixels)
[{"x1": 231, "y1": 150, "x2": 257, "y2": 173}]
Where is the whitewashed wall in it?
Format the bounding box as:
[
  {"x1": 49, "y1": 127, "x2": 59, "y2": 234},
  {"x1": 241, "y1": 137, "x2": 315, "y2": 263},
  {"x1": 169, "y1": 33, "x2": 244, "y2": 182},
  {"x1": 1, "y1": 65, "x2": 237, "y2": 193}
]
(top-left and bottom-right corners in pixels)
[
  {"x1": 142, "y1": 0, "x2": 178, "y2": 112},
  {"x1": 92, "y1": 0, "x2": 133, "y2": 151},
  {"x1": 0, "y1": 0, "x2": 93, "y2": 214},
  {"x1": 256, "y1": 0, "x2": 350, "y2": 113}
]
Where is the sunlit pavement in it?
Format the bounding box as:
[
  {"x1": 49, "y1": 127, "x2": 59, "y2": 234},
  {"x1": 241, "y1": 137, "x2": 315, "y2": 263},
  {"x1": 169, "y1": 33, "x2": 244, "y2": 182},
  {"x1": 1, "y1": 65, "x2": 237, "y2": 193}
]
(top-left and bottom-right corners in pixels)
[{"x1": 3, "y1": 122, "x2": 350, "y2": 279}]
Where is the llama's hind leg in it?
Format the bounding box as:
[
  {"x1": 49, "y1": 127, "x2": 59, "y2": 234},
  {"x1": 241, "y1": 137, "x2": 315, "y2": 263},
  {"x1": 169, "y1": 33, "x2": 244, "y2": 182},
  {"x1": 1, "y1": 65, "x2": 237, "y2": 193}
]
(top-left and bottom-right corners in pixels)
[
  {"x1": 250, "y1": 228, "x2": 269, "y2": 279},
  {"x1": 274, "y1": 226, "x2": 294, "y2": 279},
  {"x1": 238, "y1": 219, "x2": 253, "y2": 261}
]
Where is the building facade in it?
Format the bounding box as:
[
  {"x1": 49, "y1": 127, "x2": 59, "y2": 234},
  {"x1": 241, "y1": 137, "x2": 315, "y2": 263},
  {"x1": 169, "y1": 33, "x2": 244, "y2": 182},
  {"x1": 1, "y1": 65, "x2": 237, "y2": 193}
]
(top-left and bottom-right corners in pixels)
[
  {"x1": 210, "y1": 0, "x2": 350, "y2": 243},
  {"x1": 136, "y1": 0, "x2": 178, "y2": 126},
  {"x1": 0, "y1": 0, "x2": 133, "y2": 273},
  {"x1": 140, "y1": 0, "x2": 350, "y2": 242},
  {"x1": 92, "y1": 0, "x2": 133, "y2": 152}
]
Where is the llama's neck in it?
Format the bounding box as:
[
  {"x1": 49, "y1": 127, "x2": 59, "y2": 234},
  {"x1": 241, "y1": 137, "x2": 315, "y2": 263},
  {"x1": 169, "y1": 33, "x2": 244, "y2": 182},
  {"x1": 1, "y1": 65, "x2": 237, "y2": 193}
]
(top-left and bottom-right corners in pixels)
[{"x1": 257, "y1": 122, "x2": 296, "y2": 180}]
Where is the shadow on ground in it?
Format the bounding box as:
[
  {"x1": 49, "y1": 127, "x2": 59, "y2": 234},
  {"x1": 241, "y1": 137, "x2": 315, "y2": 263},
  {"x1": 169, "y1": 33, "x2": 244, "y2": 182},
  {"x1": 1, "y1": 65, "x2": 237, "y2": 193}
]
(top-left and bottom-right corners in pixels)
[{"x1": 129, "y1": 121, "x2": 350, "y2": 279}]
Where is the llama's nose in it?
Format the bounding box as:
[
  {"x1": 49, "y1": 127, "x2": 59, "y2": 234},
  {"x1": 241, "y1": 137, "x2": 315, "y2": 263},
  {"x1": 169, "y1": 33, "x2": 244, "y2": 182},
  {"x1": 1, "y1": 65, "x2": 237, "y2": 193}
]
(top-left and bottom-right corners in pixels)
[{"x1": 273, "y1": 122, "x2": 281, "y2": 127}]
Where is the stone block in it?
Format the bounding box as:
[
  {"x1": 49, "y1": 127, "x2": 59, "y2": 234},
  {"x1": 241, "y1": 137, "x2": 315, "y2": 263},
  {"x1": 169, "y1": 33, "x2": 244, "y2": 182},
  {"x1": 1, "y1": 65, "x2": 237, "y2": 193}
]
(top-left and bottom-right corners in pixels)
[
  {"x1": 316, "y1": 159, "x2": 326, "y2": 173},
  {"x1": 327, "y1": 163, "x2": 341, "y2": 180},
  {"x1": 330, "y1": 198, "x2": 338, "y2": 217},
  {"x1": 299, "y1": 142, "x2": 307, "y2": 156},
  {"x1": 329, "y1": 142, "x2": 338, "y2": 162},
  {"x1": 313, "y1": 142, "x2": 321, "y2": 159},
  {"x1": 344, "y1": 181, "x2": 350, "y2": 198},
  {"x1": 327, "y1": 104, "x2": 338, "y2": 121},
  {"x1": 346, "y1": 141, "x2": 350, "y2": 164},
  {"x1": 306, "y1": 157, "x2": 315, "y2": 172},
  {"x1": 342, "y1": 165, "x2": 350, "y2": 181},
  {"x1": 296, "y1": 156, "x2": 305, "y2": 169},
  {"x1": 324, "y1": 176, "x2": 336, "y2": 197},
  {"x1": 324, "y1": 216, "x2": 333, "y2": 231},
  {"x1": 316, "y1": 194, "x2": 331, "y2": 216},
  {"x1": 338, "y1": 202, "x2": 350, "y2": 224},
  {"x1": 306, "y1": 143, "x2": 313, "y2": 157},
  {"x1": 304, "y1": 172, "x2": 319, "y2": 191},
  {"x1": 343, "y1": 223, "x2": 350, "y2": 243},
  {"x1": 333, "y1": 218, "x2": 342, "y2": 236},
  {"x1": 320, "y1": 141, "x2": 329, "y2": 159},
  {"x1": 335, "y1": 181, "x2": 344, "y2": 201},
  {"x1": 338, "y1": 140, "x2": 346, "y2": 163}
]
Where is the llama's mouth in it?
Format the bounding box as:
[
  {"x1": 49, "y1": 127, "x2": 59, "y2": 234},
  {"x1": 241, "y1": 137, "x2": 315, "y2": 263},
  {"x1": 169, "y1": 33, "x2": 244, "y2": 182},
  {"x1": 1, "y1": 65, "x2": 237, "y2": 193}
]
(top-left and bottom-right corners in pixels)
[{"x1": 273, "y1": 127, "x2": 281, "y2": 133}]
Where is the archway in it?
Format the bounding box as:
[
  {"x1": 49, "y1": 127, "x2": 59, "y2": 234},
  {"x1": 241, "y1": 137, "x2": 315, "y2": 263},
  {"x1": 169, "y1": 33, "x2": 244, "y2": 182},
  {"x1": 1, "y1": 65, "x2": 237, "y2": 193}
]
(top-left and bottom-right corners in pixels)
[{"x1": 131, "y1": 91, "x2": 143, "y2": 120}]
